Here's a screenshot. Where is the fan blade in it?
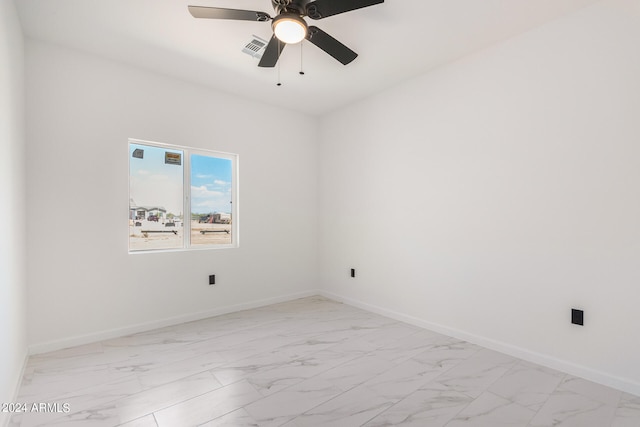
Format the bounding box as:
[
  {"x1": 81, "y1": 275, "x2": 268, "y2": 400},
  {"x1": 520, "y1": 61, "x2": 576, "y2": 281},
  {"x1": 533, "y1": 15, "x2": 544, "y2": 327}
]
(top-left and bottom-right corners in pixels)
[
  {"x1": 258, "y1": 35, "x2": 286, "y2": 67},
  {"x1": 305, "y1": 0, "x2": 383, "y2": 20},
  {"x1": 188, "y1": 6, "x2": 271, "y2": 22},
  {"x1": 306, "y1": 26, "x2": 357, "y2": 65}
]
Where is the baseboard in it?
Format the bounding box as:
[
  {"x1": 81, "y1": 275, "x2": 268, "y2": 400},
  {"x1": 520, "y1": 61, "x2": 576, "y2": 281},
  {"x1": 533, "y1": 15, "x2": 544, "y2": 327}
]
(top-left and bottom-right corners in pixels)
[
  {"x1": 28, "y1": 289, "x2": 319, "y2": 355},
  {"x1": 25, "y1": 288, "x2": 640, "y2": 396},
  {"x1": 320, "y1": 290, "x2": 640, "y2": 397}
]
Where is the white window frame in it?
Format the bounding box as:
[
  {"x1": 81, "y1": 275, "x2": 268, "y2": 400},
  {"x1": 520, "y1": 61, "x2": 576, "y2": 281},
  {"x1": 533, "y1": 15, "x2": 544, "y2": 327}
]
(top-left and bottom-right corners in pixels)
[{"x1": 128, "y1": 138, "x2": 239, "y2": 253}]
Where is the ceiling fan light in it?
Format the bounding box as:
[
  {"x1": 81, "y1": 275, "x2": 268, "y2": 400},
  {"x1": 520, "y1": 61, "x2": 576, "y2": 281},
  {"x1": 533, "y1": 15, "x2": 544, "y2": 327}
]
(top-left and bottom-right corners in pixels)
[{"x1": 273, "y1": 16, "x2": 307, "y2": 44}]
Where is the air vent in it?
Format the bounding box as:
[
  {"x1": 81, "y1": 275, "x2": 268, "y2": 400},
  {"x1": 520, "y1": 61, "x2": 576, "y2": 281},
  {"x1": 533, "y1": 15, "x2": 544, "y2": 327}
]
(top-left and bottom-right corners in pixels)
[{"x1": 242, "y1": 35, "x2": 268, "y2": 59}]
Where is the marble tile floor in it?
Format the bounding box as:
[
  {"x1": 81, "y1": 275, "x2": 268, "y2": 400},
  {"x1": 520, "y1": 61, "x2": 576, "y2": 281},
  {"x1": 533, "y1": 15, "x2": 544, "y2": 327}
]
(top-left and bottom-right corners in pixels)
[{"x1": 9, "y1": 296, "x2": 640, "y2": 427}]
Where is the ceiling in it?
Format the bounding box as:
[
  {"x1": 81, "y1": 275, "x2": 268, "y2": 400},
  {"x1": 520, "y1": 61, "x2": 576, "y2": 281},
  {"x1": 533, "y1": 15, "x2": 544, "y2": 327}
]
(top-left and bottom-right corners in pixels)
[{"x1": 16, "y1": 0, "x2": 600, "y2": 115}]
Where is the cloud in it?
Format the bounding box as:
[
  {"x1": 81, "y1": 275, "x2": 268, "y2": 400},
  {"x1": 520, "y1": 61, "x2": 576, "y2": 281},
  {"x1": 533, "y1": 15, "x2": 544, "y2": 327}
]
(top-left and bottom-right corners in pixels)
[
  {"x1": 214, "y1": 179, "x2": 230, "y2": 186},
  {"x1": 196, "y1": 173, "x2": 213, "y2": 179},
  {"x1": 190, "y1": 185, "x2": 231, "y2": 213},
  {"x1": 191, "y1": 185, "x2": 224, "y2": 198}
]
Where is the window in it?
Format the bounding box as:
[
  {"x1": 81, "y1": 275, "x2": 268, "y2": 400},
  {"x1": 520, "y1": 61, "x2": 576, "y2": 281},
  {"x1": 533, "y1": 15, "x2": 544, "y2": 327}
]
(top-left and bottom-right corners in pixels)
[{"x1": 129, "y1": 139, "x2": 237, "y2": 252}]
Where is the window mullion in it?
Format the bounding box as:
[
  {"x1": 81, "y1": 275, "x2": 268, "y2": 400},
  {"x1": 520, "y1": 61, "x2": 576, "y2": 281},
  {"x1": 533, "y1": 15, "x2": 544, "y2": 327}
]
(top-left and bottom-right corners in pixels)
[{"x1": 184, "y1": 150, "x2": 191, "y2": 248}]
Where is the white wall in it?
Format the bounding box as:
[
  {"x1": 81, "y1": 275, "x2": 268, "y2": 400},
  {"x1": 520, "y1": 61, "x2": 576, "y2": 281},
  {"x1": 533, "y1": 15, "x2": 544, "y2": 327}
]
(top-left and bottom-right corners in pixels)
[
  {"x1": 319, "y1": 0, "x2": 640, "y2": 395},
  {"x1": 25, "y1": 40, "x2": 319, "y2": 351},
  {"x1": 0, "y1": 0, "x2": 27, "y2": 424}
]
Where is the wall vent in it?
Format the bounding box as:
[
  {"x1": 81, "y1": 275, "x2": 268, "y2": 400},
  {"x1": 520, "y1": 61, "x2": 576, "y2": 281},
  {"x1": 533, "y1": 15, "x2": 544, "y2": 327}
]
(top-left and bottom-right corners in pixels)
[{"x1": 242, "y1": 36, "x2": 268, "y2": 59}]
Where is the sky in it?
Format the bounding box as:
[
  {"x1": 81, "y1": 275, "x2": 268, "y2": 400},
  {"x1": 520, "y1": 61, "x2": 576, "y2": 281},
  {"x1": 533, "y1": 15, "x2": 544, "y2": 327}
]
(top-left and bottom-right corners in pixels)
[
  {"x1": 129, "y1": 143, "x2": 233, "y2": 216},
  {"x1": 190, "y1": 153, "x2": 233, "y2": 214}
]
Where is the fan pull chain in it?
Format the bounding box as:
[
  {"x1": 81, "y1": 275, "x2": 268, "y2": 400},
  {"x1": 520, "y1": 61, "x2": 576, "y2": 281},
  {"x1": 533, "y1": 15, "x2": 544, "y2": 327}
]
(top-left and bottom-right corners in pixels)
[
  {"x1": 277, "y1": 61, "x2": 281, "y2": 86},
  {"x1": 299, "y1": 43, "x2": 305, "y2": 75},
  {"x1": 277, "y1": 39, "x2": 282, "y2": 86}
]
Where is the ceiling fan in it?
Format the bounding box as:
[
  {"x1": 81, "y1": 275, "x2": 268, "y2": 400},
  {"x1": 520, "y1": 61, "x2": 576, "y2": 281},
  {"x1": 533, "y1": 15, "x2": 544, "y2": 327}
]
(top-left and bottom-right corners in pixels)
[{"x1": 188, "y1": 0, "x2": 384, "y2": 67}]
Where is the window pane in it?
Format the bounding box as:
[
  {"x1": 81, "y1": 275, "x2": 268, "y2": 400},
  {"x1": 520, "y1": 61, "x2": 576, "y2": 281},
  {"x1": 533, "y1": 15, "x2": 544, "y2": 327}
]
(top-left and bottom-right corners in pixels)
[
  {"x1": 190, "y1": 154, "x2": 233, "y2": 246},
  {"x1": 129, "y1": 144, "x2": 184, "y2": 251}
]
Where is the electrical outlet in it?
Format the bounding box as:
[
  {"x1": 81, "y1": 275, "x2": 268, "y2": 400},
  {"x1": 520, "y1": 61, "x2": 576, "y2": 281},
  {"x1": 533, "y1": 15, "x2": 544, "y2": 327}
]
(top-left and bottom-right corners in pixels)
[
  {"x1": 350, "y1": 268, "x2": 356, "y2": 278},
  {"x1": 209, "y1": 275, "x2": 216, "y2": 285},
  {"x1": 571, "y1": 308, "x2": 584, "y2": 326}
]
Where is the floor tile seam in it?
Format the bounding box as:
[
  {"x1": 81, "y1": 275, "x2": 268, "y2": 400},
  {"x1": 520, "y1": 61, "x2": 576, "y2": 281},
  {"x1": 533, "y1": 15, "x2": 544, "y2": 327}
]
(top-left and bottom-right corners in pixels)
[
  {"x1": 408, "y1": 343, "x2": 484, "y2": 377},
  {"x1": 524, "y1": 382, "x2": 619, "y2": 427},
  {"x1": 362, "y1": 327, "x2": 439, "y2": 352},
  {"x1": 554, "y1": 374, "x2": 625, "y2": 408},
  {"x1": 116, "y1": 379, "x2": 230, "y2": 426},
  {"x1": 357, "y1": 396, "x2": 408, "y2": 427},
  {"x1": 316, "y1": 325, "x2": 429, "y2": 358},
  {"x1": 88, "y1": 372, "x2": 225, "y2": 425},
  {"x1": 138, "y1": 365, "x2": 226, "y2": 392},
  {"x1": 562, "y1": 391, "x2": 621, "y2": 413},
  {"x1": 114, "y1": 413, "x2": 158, "y2": 427},
  {"x1": 527, "y1": 373, "x2": 569, "y2": 427},
  {"x1": 274, "y1": 351, "x2": 374, "y2": 388},
  {"x1": 487, "y1": 368, "x2": 568, "y2": 415},
  {"x1": 214, "y1": 348, "x2": 369, "y2": 395},
  {"x1": 25, "y1": 349, "x2": 189, "y2": 381},
  {"x1": 56, "y1": 379, "x2": 143, "y2": 419},
  {"x1": 100, "y1": 318, "x2": 285, "y2": 355},
  {"x1": 199, "y1": 324, "x2": 365, "y2": 375},
  {"x1": 481, "y1": 390, "x2": 540, "y2": 419},
  {"x1": 439, "y1": 392, "x2": 503, "y2": 427},
  {"x1": 372, "y1": 380, "x2": 475, "y2": 427},
  {"x1": 28, "y1": 302, "x2": 317, "y2": 363},
  {"x1": 207, "y1": 356, "x2": 304, "y2": 386},
  {"x1": 488, "y1": 386, "x2": 550, "y2": 415},
  {"x1": 204, "y1": 326, "x2": 330, "y2": 354},
  {"x1": 100, "y1": 347, "x2": 189, "y2": 361},
  {"x1": 211, "y1": 368, "x2": 296, "y2": 392},
  {"x1": 409, "y1": 347, "x2": 484, "y2": 391},
  {"x1": 211, "y1": 316, "x2": 348, "y2": 348},
  {"x1": 238, "y1": 327, "x2": 357, "y2": 355},
  {"x1": 25, "y1": 355, "x2": 107, "y2": 372},
  {"x1": 16, "y1": 387, "x2": 78, "y2": 405},
  {"x1": 193, "y1": 409, "x2": 253, "y2": 427},
  {"x1": 38, "y1": 397, "x2": 127, "y2": 427},
  {"x1": 130, "y1": 350, "x2": 226, "y2": 372},
  {"x1": 237, "y1": 365, "x2": 382, "y2": 425},
  {"x1": 285, "y1": 337, "x2": 374, "y2": 360},
  {"x1": 609, "y1": 387, "x2": 624, "y2": 410},
  {"x1": 275, "y1": 386, "x2": 355, "y2": 425},
  {"x1": 363, "y1": 362, "x2": 455, "y2": 397},
  {"x1": 109, "y1": 333, "x2": 268, "y2": 374},
  {"x1": 343, "y1": 400, "x2": 396, "y2": 427},
  {"x1": 28, "y1": 360, "x2": 114, "y2": 377},
  {"x1": 430, "y1": 353, "x2": 520, "y2": 390},
  {"x1": 150, "y1": 389, "x2": 240, "y2": 427},
  {"x1": 135, "y1": 351, "x2": 228, "y2": 376},
  {"x1": 240, "y1": 403, "x2": 287, "y2": 427},
  {"x1": 280, "y1": 364, "x2": 421, "y2": 424},
  {"x1": 280, "y1": 331, "x2": 458, "y2": 389},
  {"x1": 526, "y1": 401, "x2": 614, "y2": 427},
  {"x1": 442, "y1": 398, "x2": 529, "y2": 427}
]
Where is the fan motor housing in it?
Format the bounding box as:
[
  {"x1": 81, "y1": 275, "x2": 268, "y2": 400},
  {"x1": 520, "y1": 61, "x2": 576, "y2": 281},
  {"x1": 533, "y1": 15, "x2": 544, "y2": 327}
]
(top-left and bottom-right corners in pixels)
[{"x1": 272, "y1": 0, "x2": 312, "y2": 15}]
